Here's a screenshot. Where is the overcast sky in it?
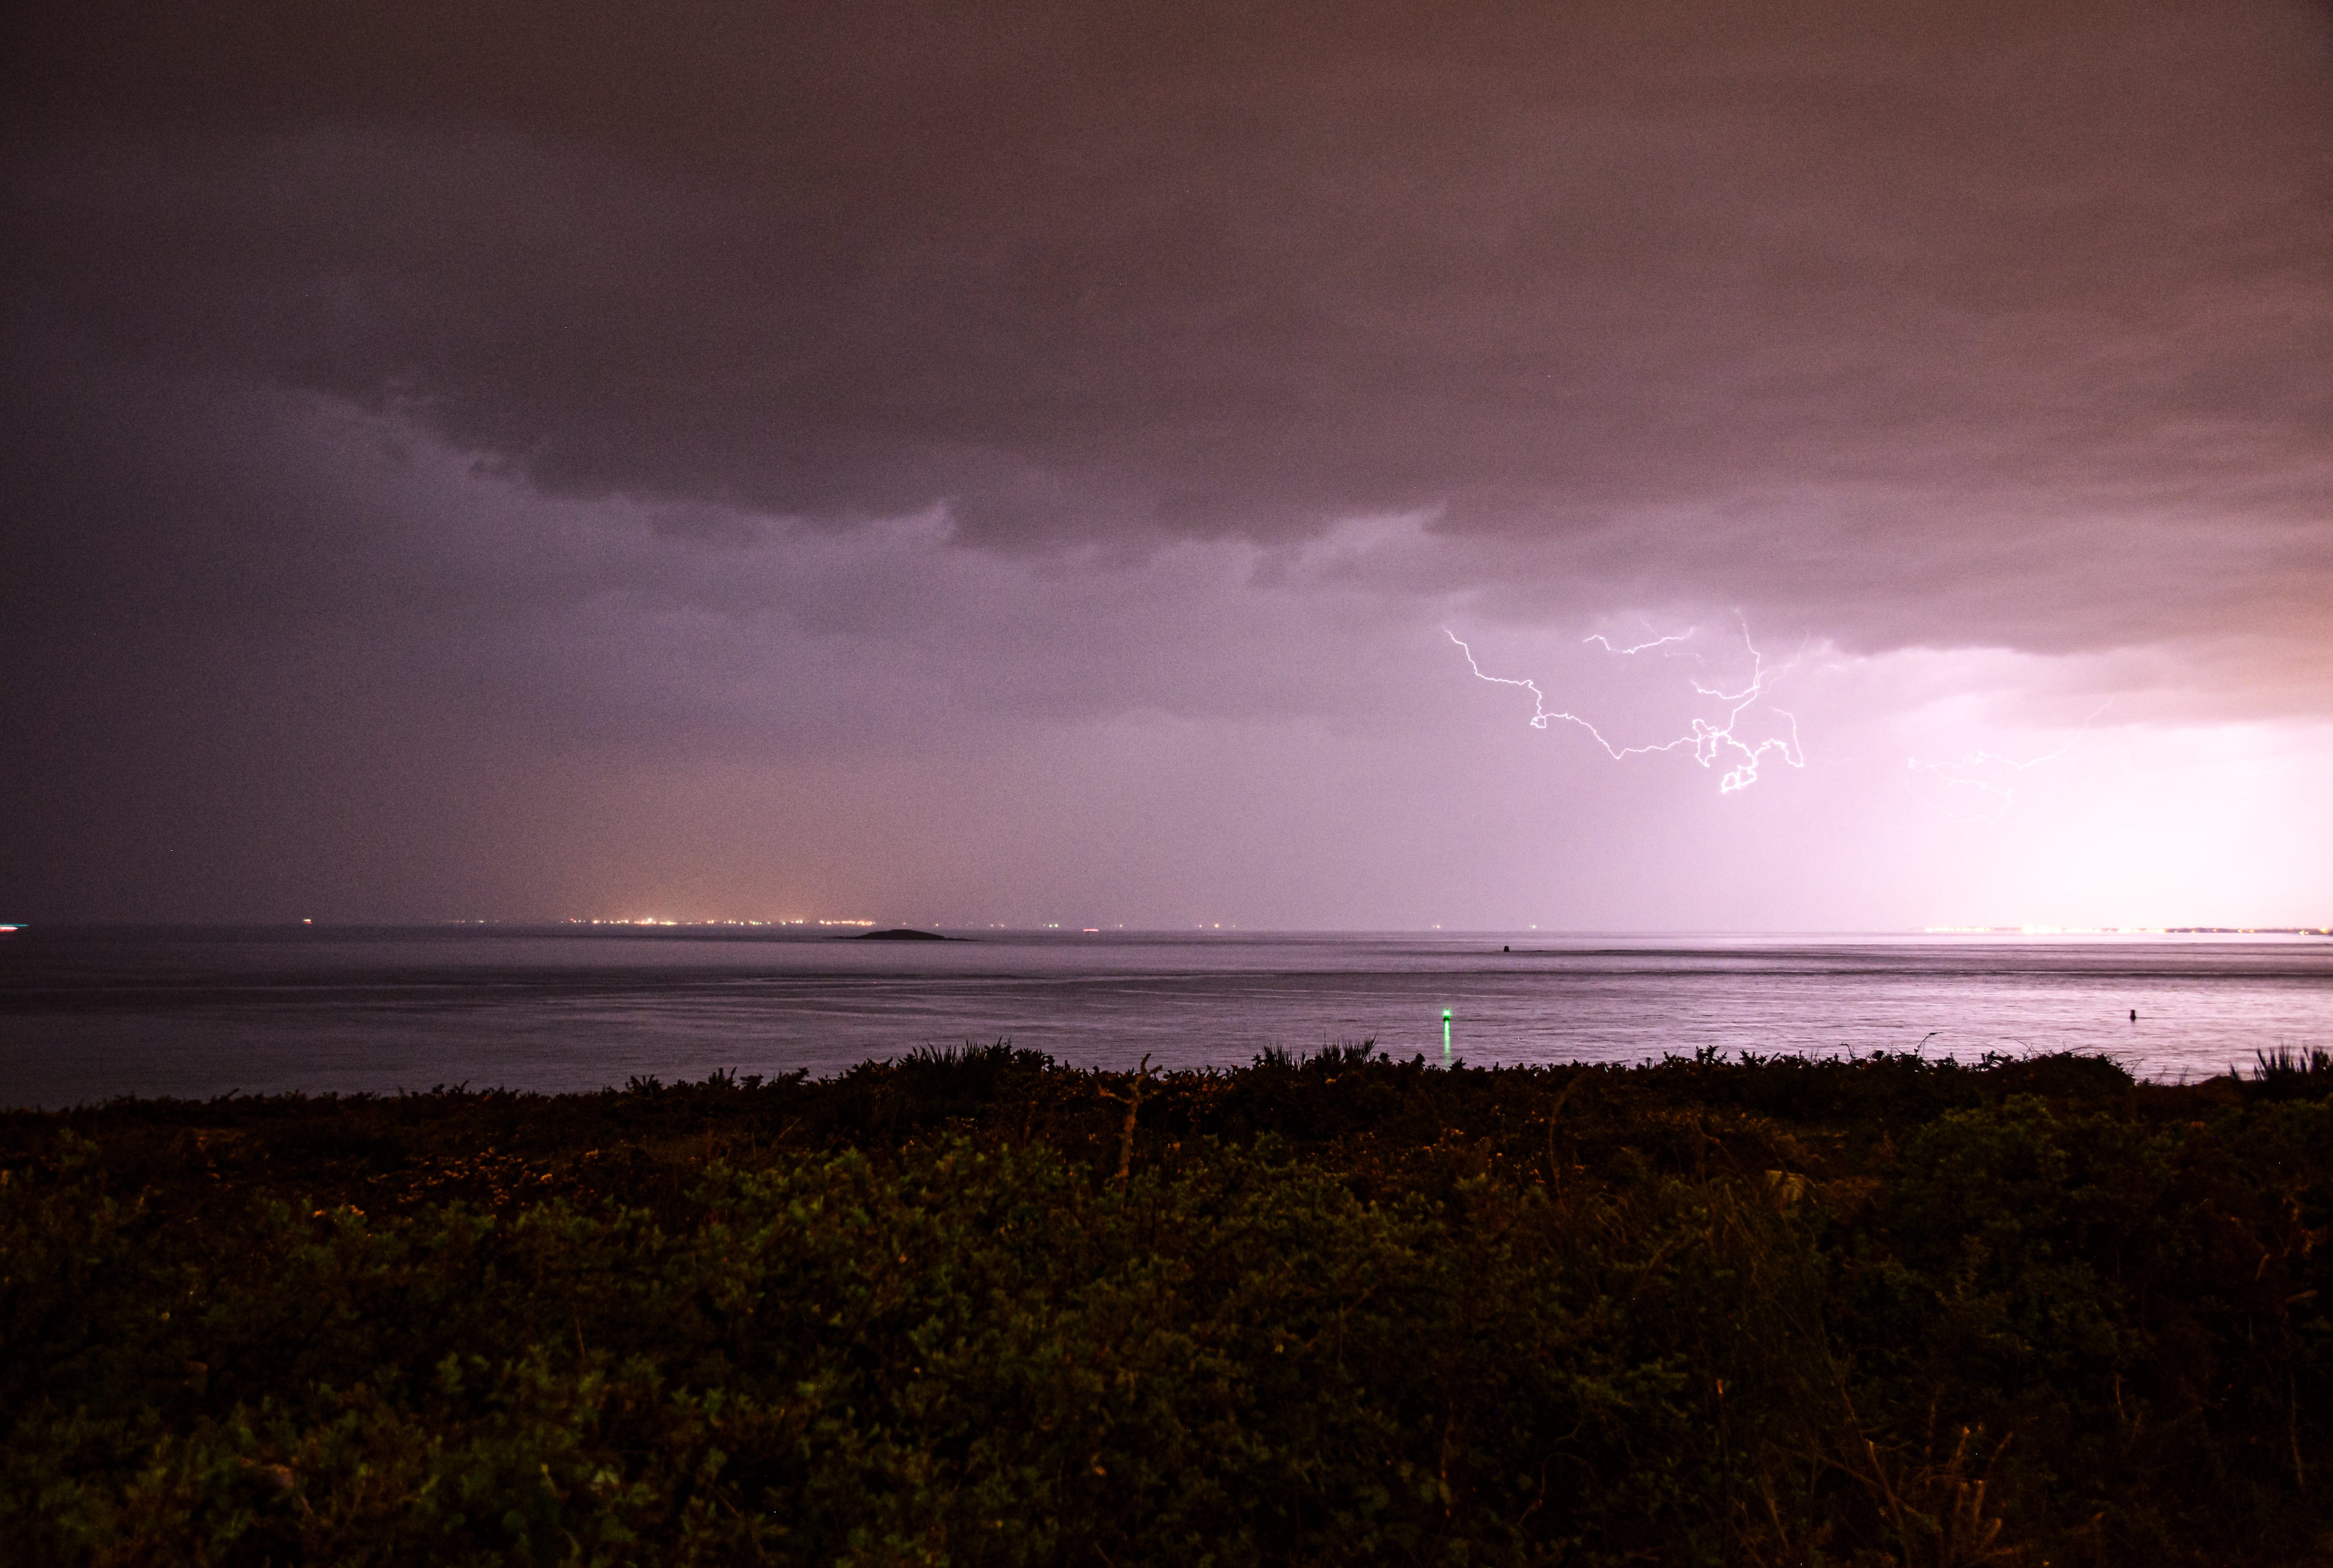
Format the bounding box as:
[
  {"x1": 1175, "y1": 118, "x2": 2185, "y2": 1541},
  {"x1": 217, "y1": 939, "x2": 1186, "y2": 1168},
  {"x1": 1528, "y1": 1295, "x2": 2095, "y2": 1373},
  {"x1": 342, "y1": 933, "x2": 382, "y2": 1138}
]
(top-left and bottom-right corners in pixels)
[{"x1": 4, "y1": 0, "x2": 2329, "y2": 928}]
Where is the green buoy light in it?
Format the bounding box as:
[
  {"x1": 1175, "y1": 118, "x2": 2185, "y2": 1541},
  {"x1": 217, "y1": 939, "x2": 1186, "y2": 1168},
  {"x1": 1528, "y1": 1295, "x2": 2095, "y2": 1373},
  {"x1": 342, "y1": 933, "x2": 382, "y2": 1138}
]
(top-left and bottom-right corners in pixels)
[{"x1": 1442, "y1": 1008, "x2": 1452, "y2": 1064}]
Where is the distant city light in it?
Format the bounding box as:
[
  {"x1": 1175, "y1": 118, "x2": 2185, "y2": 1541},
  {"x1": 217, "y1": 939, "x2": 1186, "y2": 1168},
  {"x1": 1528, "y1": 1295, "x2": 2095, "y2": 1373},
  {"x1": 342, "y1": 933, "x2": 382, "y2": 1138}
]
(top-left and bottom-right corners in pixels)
[
  {"x1": 556, "y1": 916, "x2": 879, "y2": 928},
  {"x1": 1924, "y1": 925, "x2": 2331, "y2": 936}
]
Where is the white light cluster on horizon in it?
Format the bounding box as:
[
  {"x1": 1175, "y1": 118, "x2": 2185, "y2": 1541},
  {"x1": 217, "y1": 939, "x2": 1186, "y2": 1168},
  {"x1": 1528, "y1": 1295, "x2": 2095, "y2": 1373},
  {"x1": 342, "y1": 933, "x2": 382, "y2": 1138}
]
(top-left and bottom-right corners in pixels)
[
  {"x1": 556, "y1": 917, "x2": 880, "y2": 928},
  {"x1": 1924, "y1": 925, "x2": 2333, "y2": 937}
]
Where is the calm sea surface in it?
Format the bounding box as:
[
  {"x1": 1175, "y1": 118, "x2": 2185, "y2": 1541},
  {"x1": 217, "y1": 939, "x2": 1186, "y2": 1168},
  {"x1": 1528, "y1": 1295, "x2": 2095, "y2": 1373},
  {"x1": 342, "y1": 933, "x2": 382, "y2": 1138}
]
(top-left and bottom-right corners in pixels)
[{"x1": 2, "y1": 926, "x2": 2329, "y2": 1107}]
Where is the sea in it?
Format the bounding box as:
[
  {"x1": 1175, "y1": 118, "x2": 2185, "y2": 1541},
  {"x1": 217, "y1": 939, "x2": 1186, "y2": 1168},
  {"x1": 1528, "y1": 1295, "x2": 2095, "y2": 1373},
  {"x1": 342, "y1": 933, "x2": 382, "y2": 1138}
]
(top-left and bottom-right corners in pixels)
[{"x1": 2, "y1": 926, "x2": 2329, "y2": 1108}]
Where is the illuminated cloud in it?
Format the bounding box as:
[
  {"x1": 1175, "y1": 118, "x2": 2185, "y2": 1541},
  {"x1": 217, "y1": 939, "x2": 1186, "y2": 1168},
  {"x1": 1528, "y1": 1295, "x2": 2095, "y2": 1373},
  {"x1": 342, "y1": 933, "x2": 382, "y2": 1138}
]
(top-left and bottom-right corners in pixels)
[{"x1": 2, "y1": 0, "x2": 2327, "y2": 924}]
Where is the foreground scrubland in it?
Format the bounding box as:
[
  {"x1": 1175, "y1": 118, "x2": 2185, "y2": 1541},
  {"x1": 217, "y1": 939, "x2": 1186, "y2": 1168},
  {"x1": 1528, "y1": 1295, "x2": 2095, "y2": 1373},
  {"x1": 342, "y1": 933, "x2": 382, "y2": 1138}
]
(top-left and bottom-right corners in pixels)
[{"x1": 5, "y1": 1045, "x2": 2332, "y2": 1566}]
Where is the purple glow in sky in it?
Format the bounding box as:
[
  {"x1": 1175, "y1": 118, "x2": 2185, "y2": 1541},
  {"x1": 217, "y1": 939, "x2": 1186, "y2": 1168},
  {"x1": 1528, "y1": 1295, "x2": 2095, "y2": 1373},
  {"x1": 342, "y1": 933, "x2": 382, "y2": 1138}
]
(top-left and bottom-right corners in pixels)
[{"x1": 3, "y1": 0, "x2": 2329, "y2": 929}]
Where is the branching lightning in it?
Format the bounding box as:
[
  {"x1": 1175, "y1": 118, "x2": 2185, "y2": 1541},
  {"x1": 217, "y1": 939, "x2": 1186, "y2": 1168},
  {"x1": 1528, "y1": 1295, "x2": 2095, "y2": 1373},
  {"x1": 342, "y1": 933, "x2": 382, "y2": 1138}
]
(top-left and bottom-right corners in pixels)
[
  {"x1": 1582, "y1": 628, "x2": 1695, "y2": 655},
  {"x1": 1903, "y1": 750, "x2": 2063, "y2": 824},
  {"x1": 1444, "y1": 619, "x2": 1805, "y2": 793},
  {"x1": 1905, "y1": 702, "x2": 2112, "y2": 824}
]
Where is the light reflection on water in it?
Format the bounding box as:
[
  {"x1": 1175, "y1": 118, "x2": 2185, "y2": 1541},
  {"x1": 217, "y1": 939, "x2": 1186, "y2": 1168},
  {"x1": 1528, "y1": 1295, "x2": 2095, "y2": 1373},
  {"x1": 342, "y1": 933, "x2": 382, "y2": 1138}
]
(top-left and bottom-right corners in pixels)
[{"x1": 2, "y1": 927, "x2": 2328, "y2": 1106}]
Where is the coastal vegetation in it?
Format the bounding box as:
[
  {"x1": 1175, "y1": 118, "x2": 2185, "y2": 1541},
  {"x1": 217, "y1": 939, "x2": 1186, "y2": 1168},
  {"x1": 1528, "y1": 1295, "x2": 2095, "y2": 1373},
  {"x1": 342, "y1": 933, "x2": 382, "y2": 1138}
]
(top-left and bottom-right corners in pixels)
[{"x1": 5, "y1": 1045, "x2": 2331, "y2": 1565}]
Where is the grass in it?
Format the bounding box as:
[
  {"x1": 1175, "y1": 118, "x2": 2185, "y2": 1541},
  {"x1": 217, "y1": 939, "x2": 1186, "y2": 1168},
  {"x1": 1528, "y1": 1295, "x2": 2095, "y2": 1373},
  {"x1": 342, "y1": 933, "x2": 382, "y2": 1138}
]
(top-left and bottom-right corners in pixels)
[{"x1": 3, "y1": 1044, "x2": 2329, "y2": 1565}]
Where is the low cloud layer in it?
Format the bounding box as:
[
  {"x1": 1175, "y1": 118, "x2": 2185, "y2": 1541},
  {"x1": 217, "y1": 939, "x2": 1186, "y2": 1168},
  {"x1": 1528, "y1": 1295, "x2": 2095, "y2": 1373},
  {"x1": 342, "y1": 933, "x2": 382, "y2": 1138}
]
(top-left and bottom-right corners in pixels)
[{"x1": 4, "y1": 0, "x2": 2328, "y2": 923}]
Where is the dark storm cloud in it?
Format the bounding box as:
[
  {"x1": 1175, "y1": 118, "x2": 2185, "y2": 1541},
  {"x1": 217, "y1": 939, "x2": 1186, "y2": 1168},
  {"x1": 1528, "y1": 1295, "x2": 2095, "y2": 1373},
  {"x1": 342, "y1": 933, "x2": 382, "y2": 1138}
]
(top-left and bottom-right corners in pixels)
[
  {"x1": 0, "y1": 380, "x2": 1516, "y2": 921},
  {"x1": 6, "y1": 0, "x2": 2329, "y2": 665},
  {"x1": 6, "y1": 0, "x2": 2333, "y2": 926}
]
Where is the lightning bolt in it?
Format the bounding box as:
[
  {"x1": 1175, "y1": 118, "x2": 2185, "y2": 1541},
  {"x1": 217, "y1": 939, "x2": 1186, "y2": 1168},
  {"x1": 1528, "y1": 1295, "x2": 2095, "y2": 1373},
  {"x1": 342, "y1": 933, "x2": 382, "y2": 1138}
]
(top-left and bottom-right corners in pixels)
[
  {"x1": 1582, "y1": 627, "x2": 1696, "y2": 655},
  {"x1": 1444, "y1": 619, "x2": 1805, "y2": 793},
  {"x1": 1906, "y1": 702, "x2": 2111, "y2": 823},
  {"x1": 1902, "y1": 763, "x2": 2028, "y2": 824}
]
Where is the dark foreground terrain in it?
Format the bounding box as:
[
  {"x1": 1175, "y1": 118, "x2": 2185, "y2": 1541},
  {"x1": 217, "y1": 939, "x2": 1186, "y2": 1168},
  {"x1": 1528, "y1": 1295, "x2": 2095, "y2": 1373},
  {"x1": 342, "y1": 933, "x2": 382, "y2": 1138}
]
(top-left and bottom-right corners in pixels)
[{"x1": 6, "y1": 1045, "x2": 2332, "y2": 1566}]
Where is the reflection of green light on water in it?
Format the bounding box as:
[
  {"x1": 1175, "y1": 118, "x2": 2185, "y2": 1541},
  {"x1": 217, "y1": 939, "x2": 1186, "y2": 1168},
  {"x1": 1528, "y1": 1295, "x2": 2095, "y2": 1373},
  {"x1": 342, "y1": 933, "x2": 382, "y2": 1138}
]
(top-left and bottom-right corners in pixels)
[{"x1": 1442, "y1": 1009, "x2": 1452, "y2": 1064}]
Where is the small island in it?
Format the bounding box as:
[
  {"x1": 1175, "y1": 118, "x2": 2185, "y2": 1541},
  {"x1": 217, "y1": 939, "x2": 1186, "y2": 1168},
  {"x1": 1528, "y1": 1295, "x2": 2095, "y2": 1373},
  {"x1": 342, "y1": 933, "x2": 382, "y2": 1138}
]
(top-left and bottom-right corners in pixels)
[{"x1": 847, "y1": 927, "x2": 958, "y2": 941}]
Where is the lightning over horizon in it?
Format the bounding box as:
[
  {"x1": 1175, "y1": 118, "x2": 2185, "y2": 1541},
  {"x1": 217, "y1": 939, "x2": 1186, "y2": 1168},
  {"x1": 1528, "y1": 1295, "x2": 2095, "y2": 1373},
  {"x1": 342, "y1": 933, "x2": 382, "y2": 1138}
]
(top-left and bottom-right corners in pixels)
[
  {"x1": 1582, "y1": 628, "x2": 1697, "y2": 655},
  {"x1": 1904, "y1": 703, "x2": 2112, "y2": 824},
  {"x1": 1443, "y1": 620, "x2": 1806, "y2": 793}
]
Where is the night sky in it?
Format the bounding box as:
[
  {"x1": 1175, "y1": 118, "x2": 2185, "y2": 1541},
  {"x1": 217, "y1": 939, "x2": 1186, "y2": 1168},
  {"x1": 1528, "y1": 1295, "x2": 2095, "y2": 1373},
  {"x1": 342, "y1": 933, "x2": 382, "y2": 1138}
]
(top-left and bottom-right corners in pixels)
[{"x1": 4, "y1": 1, "x2": 2329, "y2": 929}]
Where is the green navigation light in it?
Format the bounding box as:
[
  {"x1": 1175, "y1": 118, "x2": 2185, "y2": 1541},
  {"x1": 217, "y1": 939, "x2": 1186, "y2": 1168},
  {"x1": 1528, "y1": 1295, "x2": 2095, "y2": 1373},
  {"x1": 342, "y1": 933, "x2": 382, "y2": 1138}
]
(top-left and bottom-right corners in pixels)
[{"x1": 1442, "y1": 1008, "x2": 1452, "y2": 1064}]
